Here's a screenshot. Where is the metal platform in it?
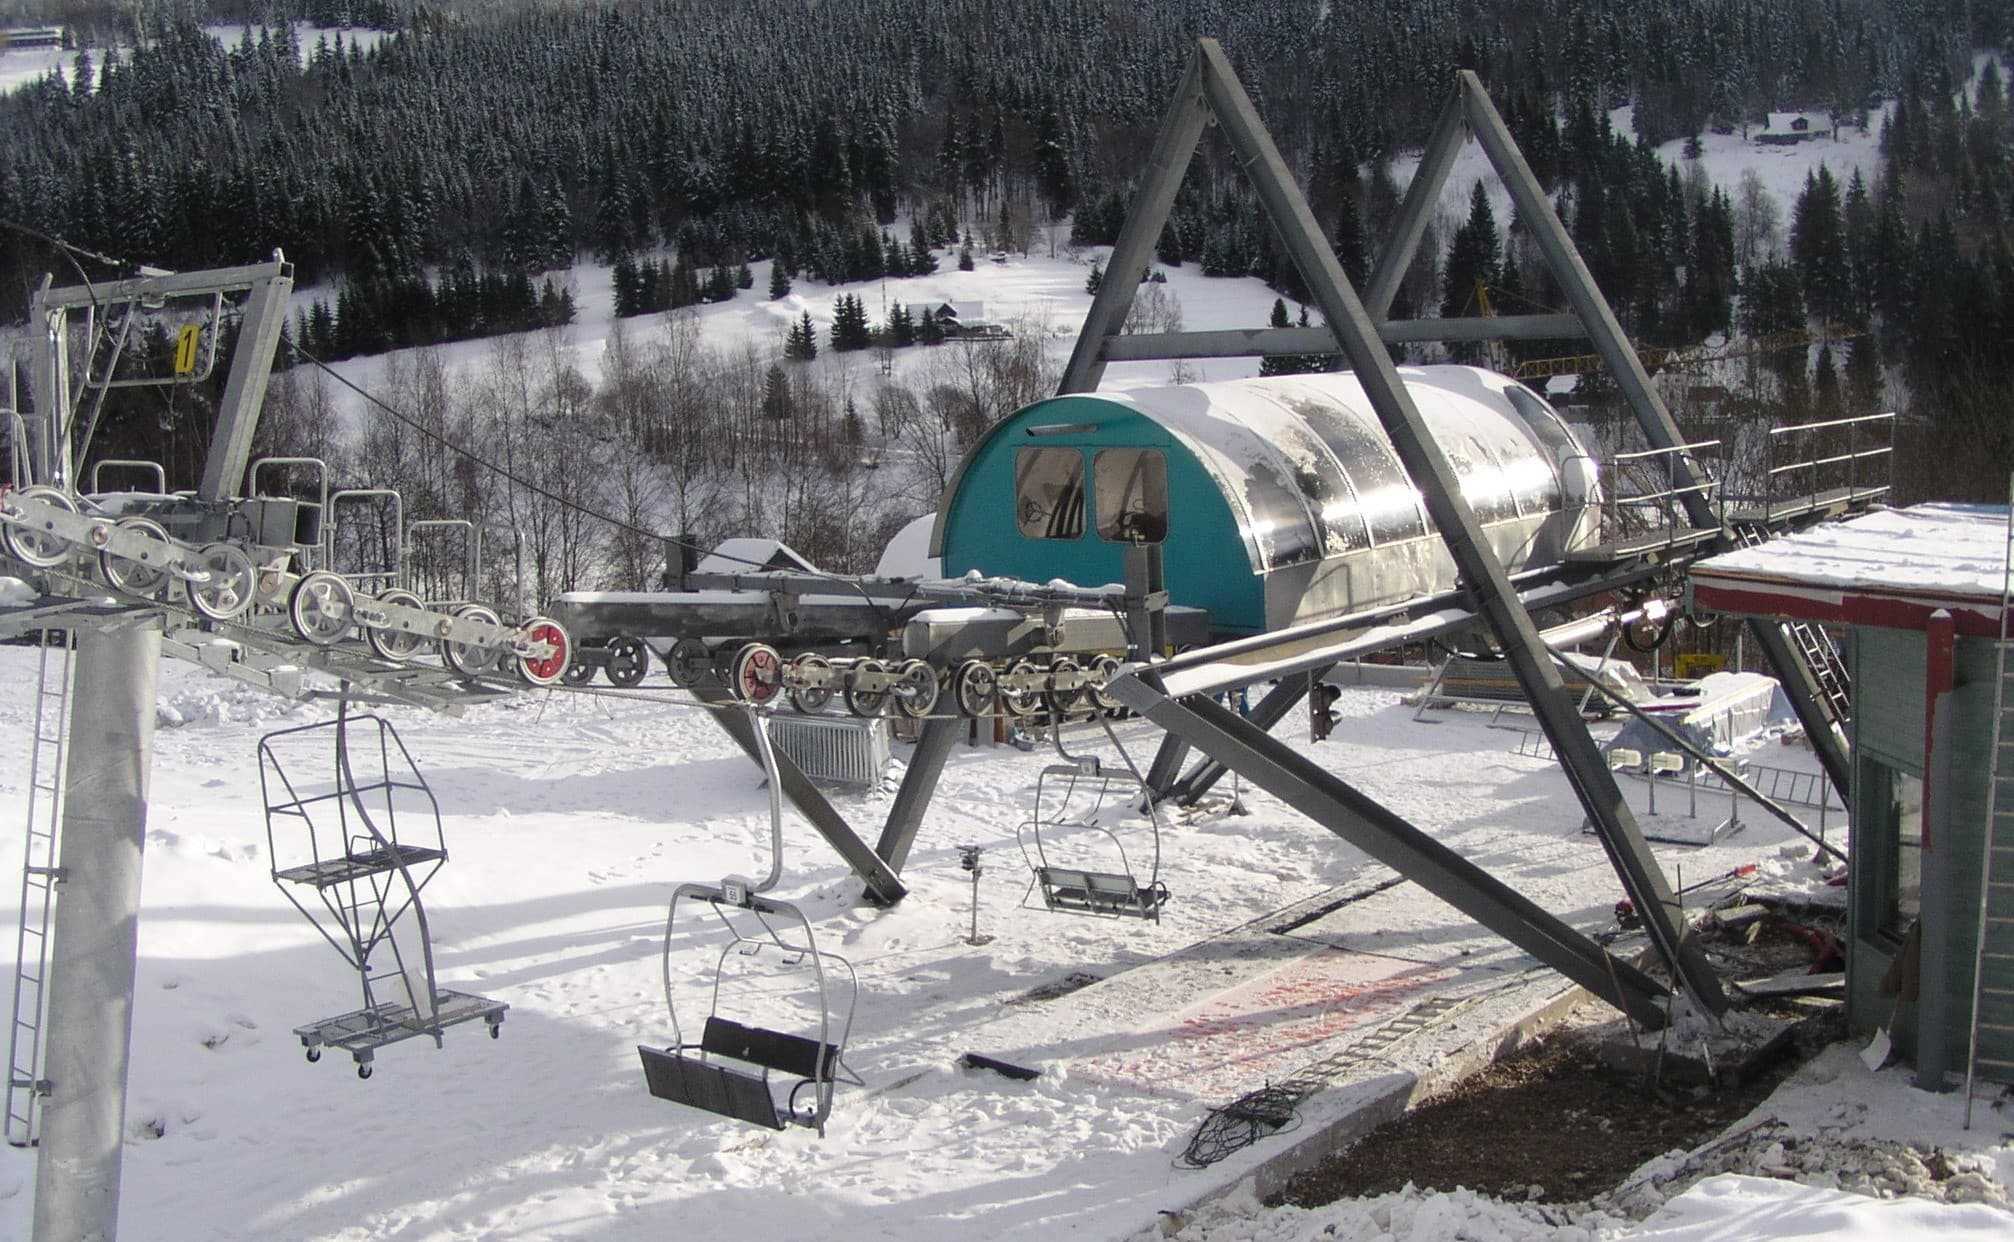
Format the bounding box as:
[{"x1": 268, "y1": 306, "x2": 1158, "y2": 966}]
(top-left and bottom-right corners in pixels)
[
  {"x1": 273, "y1": 844, "x2": 447, "y2": 890},
  {"x1": 293, "y1": 988, "x2": 506, "y2": 1070},
  {"x1": 1562, "y1": 525, "x2": 1725, "y2": 564}
]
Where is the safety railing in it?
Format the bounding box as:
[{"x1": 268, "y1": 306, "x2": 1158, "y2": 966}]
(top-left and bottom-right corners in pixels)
[
  {"x1": 1592, "y1": 438, "x2": 1724, "y2": 548},
  {"x1": 324, "y1": 488, "x2": 405, "y2": 592},
  {"x1": 87, "y1": 460, "x2": 167, "y2": 495},
  {"x1": 1740, "y1": 412, "x2": 1894, "y2": 521}
]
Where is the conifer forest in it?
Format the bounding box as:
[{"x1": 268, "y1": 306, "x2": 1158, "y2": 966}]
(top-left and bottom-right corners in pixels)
[{"x1": 1, "y1": 0, "x2": 2011, "y2": 593}]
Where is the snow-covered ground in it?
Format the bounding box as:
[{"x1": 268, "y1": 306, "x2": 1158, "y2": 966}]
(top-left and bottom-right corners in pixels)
[{"x1": 0, "y1": 644, "x2": 1892, "y2": 1241}]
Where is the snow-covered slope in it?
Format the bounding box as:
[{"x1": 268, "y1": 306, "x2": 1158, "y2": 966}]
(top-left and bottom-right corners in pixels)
[{"x1": 0, "y1": 649, "x2": 1848, "y2": 1240}]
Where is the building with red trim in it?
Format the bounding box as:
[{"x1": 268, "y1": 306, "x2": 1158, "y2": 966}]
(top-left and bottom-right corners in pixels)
[{"x1": 1691, "y1": 503, "x2": 2012, "y2": 1092}]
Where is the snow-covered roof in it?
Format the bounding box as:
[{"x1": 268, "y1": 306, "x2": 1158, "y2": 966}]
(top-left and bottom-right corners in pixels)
[
  {"x1": 873, "y1": 513, "x2": 940, "y2": 579},
  {"x1": 1690, "y1": 504, "x2": 2010, "y2": 634},
  {"x1": 693, "y1": 537, "x2": 819, "y2": 575}
]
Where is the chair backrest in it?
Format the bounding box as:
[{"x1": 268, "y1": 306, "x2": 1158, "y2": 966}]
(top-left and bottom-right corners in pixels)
[
  {"x1": 702, "y1": 1016, "x2": 837, "y2": 1080},
  {"x1": 1041, "y1": 866, "x2": 1092, "y2": 894}
]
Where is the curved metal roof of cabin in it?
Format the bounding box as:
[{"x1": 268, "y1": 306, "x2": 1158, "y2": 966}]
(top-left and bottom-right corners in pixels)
[{"x1": 930, "y1": 365, "x2": 1593, "y2": 574}]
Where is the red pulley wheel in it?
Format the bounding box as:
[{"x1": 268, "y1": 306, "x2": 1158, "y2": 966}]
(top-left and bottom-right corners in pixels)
[
  {"x1": 516, "y1": 618, "x2": 572, "y2": 687},
  {"x1": 733, "y1": 643, "x2": 784, "y2": 705}
]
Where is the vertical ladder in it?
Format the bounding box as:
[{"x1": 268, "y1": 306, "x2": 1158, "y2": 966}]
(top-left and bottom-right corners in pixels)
[
  {"x1": 1734, "y1": 522, "x2": 1853, "y2": 723},
  {"x1": 1965, "y1": 482, "x2": 2014, "y2": 1127},
  {"x1": 6, "y1": 629, "x2": 75, "y2": 1147}
]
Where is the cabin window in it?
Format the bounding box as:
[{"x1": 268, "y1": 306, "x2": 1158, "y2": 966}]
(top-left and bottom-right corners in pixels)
[
  {"x1": 1095, "y1": 449, "x2": 1169, "y2": 543},
  {"x1": 1016, "y1": 447, "x2": 1086, "y2": 540}
]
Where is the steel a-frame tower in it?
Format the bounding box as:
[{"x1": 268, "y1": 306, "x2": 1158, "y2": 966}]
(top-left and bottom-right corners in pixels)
[{"x1": 1086, "y1": 40, "x2": 1751, "y2": 1018}]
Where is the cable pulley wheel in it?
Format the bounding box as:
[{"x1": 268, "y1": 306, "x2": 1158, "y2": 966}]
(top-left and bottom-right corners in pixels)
[
  {"x1": 1, "y1": 486, "x2": 78, "y2": 568},
  {"x1": 999, "y1": 658, "x2": 1043, "y2": 719},
  {"x1": 788, "y1": 654, "x2": 834, "y2": 714},
  {"x1": 893, "y1": 658, "x2": 940, "y2": 719},
  {"x1": 731, "y1": 642, "x2": 785, "y2": 706},
  {"x1": 844, "y1": 658, "x2": 888, "y2": 716},
  {"x1": 364, "y1": 589, "x2": 429, "y2": 661},
  {"x1": 1045, "y1": 657, "x2": 1087, "y2": 717},
  {"x1": 604, "y1": 635, "x2": 649, "y2": 687},
  {"x1": 1090, "y1": 654, "x2": 1125, "y2": 713},
  {"x1": 185, "y1": 541, "x2": 258, "y2": 621},
  {"x1": 665, "y1": 638, "x2": 709, "y2": 688},
  {"x1": 515, "y1": 617, "x2": 572, "y2": 687},
  {"x1": 440, "y1": 603, "x2": 501, "y2": 675},
  {"x1": 954, "y1": 659, "x2": 997, "y2": 717},
  {"x1": 99, "y1": 516, "x2": 172, "y2": 597},
  {"x1": 288, "y1": 571, "x2": 357, "y2": 647}
]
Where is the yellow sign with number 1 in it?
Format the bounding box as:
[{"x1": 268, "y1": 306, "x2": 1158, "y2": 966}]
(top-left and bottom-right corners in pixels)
[{"x1": 173, "y1": 324, "x2": 201, "y2": 375}]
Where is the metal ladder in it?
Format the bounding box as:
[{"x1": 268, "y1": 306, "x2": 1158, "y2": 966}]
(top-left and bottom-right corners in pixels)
[
  {"x1": 1965, "y1": 483, "x2": 2014, "y2": 1127},
  {"x1": 6, "y1": 629, "x2": 75, "y2": 1147},
  {"x1": 1734, "y1": 522, "x2": 1853, "y2": 723}
]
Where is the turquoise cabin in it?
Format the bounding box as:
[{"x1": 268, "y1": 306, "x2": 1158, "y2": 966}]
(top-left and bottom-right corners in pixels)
[{"x1": 930, "y1": 367, "x2": 1603, "y2": 637}]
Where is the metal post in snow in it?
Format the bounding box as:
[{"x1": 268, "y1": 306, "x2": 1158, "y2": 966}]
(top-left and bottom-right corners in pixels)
[{"x1": 32, "y1": 619, "x2": 163, "y2": 1242}]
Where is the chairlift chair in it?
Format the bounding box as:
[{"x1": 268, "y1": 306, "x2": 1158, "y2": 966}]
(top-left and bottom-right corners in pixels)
[
  {"x1": 1014, "y1": 716, "x2": 1170, "y2": 920},
  {"x1": 639, "y1": 883, "x2": 861, "y2": 1136},
  {"x1": 638, "y1": 709, "x2": 861, "y2": 1136}
]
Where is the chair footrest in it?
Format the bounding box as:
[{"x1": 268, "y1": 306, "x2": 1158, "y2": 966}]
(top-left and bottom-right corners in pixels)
[
  {"x1": 638, "y1": 1045, "x2": 786, "y2": 1130},
  {"x1": 1036, "y1": 867, "x2": 1169, "y2": 919}
]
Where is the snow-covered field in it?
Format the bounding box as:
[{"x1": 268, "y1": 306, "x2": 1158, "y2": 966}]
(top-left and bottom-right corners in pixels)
[
  {"x1": 0, "y1": 24, "x2": 390, "y2": 95},
  {"x1": 0, "y1": 643, "x2": 1920, "y2": 1241}
]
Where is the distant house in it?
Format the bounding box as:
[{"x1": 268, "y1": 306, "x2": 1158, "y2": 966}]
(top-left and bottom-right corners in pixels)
[
  {"x1": 1755, "y1": 111, "x2": 1828, "y2": 146},
  {"x1": 0, "y1": 26, "x2": 65, "y2": 49},
  {"x1": 904, "y1": 300, "x2": 985, "y2": 328}
]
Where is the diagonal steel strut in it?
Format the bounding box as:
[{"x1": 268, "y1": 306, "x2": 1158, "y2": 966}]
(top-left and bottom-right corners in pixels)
[
  {"x1": 1189, "y1": 40, "x2": 1724, "y2": 1013},
  {"x1": 1111, "y1": 681, "x2": 1671, "y2": 1030}
]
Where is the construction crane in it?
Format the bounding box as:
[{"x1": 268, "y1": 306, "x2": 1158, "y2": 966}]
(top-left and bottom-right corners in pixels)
[{"x1": 1507, "y1": 323, "x2": 1862, "y2": 383}]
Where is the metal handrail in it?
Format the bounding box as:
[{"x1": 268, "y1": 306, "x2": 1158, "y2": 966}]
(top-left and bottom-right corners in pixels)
[
  {"x1": 324, "y1": 488, "x2": 405, "y2": 590},
  {"x1": 1751, "y1": 411, "x2": 1895, "y2": 519},
  {"x1": 87, "y1": 460, "x2": 167, "y2": 495},
  {"x1": 1600, "y1": 438, "x2": 1725, "y2": 546}
]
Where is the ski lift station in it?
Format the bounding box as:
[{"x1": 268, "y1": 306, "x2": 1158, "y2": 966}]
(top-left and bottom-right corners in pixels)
[
  {"x1": 1, "y1": 37, "x2": 1981, "y2": 1242},
  {"x1": 1691, "y1": 503, "x2": 2014, "y2": 1105}
]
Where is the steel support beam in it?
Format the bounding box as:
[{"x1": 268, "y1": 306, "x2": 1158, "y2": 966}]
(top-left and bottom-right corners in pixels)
[
  {"x1": 26, "y1": 279, "x2": 65, "y2": 487},
  {"x1": 1058, "y1": 55, "x2": 1210, "y2": 395},
  {"x1": 1364, "y1": 87, "x2": 1469, "y2": 319},
  {"x1": 1114, "y1": 685, "x2": 1670, "y2": 1029},
  {"x1": 33, "y1": 618, "x2": 162, "y2": 1242},
  {"x1": 35, "y1": 261, "x2": 290, "y2": 311},
  {"x1": 697, "y1": 690, "x2": 908, "y2": 905},
  {"x1": 1095, "y1": 314, "x2": 1587, "y2": 363},
  {"x1": 196, "y1": 270, "x2": 294, "y2": 504},
  {"x1": 1746, "y1": 620, "x2": 1852, "y2": 795},
  {"x1": 1142, "y1": 733, "x2": 1192, "y2": 801},
  {"x1": 874, "y1": 717, "x2": 960, "y2": 872},
  {"x1": 1195, "y1": 41, "x2": 1723, "y2": 1013},
  {"x1": 1165, "y1": 667, "x2": 1326, "y2": 806},
  {"x1": 1456, "y1": 71, "x2": 1849, "y2": 798}
]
